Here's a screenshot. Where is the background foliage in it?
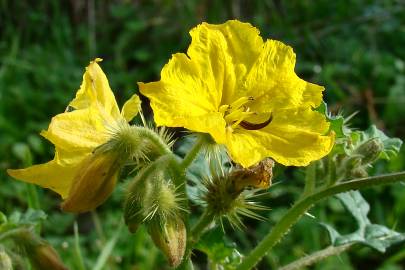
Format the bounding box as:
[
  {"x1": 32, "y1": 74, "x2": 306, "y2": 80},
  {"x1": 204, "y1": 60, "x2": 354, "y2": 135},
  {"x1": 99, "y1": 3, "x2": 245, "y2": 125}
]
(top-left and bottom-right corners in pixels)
[{"x1": 0, "y1": 0, "x2": 404, "y2": 269}]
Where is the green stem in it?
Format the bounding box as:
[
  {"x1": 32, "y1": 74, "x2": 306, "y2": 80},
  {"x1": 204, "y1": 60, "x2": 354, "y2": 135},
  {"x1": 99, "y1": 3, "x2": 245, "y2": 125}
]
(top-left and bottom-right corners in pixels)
[
  {"x1": 0, "y1": 228, "x2": 28, "y2": 242},
  {"x1": 190, "y1": 210, "x2": 214, "y2": 242},
  {"x1": 326, "y1": 155, "x2": 337, "y2": 186},
  {"x1": 302, "y1": 162, "x2": 316, "y2": 197},
  {"x1": 176, "y1": 210, "x2": 215, "y2": 270},
  {"x1": 180, "y1": 136, "x2": 205, "y2": 170},
  {"x1": 74, "y1": 222, "x2": 86, "y2": 270},
  {"x1": 26, "y1": 184, "x2": 40, "y2": 210},
  {"x1": 236, "y1": 171, "x2": 405, "y2": 270},
  {"x1": 133, "y1": 126, "x2": 172, "y2": 156},
  {"x1": 279, "y1": 243, "x2": 354, "y2": 270}
]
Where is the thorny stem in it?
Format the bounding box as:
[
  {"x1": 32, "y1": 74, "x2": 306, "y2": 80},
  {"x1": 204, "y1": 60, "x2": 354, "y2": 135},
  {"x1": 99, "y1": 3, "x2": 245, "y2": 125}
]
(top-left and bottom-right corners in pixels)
[
  {"x1": 236, "y1": 171, "x2": 405, "y2": 270},
  {"x1": 279, "y1": 243, "x2": 354, "y2": 270}
]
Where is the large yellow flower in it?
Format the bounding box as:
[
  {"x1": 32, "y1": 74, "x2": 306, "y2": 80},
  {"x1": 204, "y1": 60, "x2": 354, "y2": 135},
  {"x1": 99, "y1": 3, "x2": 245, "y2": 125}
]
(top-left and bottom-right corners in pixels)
[
  {"x1": 138, "y1": 20, "x2": 334, "y2": 167},
  {"x1": 7, "y1": 59, "x2": 141, "y2": 212}
]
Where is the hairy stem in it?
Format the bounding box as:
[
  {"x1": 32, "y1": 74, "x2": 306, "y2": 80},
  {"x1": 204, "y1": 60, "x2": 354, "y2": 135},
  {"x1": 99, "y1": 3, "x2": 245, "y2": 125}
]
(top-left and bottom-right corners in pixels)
[
  {"x1": 279, "y1": 243, "x2": 353, "y2": 270},
  {"x1": 302, "y1": 162, "x2": 316, "y2": 197},
  {"x1": 236, "y1": 171, "x2": 405, "y2": 270},
  {"x1": 133, "y1": 126, "x2": 172, "y2": 156},
  {"x1": 180, "y1": 136, "x2": 205, "y2": 170},
  {"x1": 190, "y1": 210, "x2": 214, "y2": 243}
]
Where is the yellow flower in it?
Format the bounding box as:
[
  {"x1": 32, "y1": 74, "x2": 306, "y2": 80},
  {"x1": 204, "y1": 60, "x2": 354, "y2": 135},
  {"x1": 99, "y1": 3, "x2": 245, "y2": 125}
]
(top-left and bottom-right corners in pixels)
[
  {"x1": 7, "y1": 59, "x2": 141, "y2": 212},
  {"x1": 139, "y1": 20, "x2": 334, "y2": 167}
]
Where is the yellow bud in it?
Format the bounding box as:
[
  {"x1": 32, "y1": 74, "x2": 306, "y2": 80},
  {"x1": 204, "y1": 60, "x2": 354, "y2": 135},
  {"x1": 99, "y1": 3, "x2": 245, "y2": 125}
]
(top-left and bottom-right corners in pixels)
[
  {"x1": 148, "y1": 217, "x2": 186, "y2": 268},
  {"x1": 61, "y1": 150, "x2": 121, "y2": 213}
]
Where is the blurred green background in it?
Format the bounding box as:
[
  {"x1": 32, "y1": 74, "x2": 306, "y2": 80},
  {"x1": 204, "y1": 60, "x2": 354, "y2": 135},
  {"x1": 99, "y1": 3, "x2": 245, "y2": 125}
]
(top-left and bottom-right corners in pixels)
[{"x1": 1, "y1": 0, "x2": 404, "y2": 269}]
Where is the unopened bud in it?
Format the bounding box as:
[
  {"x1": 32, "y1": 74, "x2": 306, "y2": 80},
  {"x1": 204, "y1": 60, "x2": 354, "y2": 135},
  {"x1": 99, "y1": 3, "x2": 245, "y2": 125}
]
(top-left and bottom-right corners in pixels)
[
  {"x1": 350, "y1": 167, "x2": 368, "y2": 178},
  {"x1": 0, "y1": 249, "x2": 12, "y2": 270},
  {"x1": 354, "y1": 138, "x2": 384, "y2": 165},
  {"x1": 17, "y1": 229, "x2": 67, "y2": 270},
  {"x1": 148, "y1": 217, "x2": 186, "y2": 267},
  {"x1": 124, "y1": 156, "x2": 186, "y2": 233},
  {"x1": 202, "y1": 160, "x2": 270, "y2": 228},
  {"x1": 62, "y1": 150, "x2": 122, "y2": 213},
  {"x1": 29, "y1": 244, "x2": 68, "y2": 270}
]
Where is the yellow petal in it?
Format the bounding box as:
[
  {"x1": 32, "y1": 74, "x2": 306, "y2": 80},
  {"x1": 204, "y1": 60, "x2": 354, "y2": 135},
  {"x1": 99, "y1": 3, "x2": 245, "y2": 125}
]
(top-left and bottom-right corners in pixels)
[
  {"x1": 302, "y1": 82, "x2": 324, "y2": 108},
  {"x1": 243, "y1": 40, "x2": 307, "y2": 113},
  {"x1": 7, "y1": 147, "x2": 89, "y2": 198},
  {"x1": 41, "y1": 106, "x2": 110, "y2": 152},
  {"x1": 226, "y1": 108, "x2": 334, "y2": 167},
  {"x1": 121, "y1": 94, "x2": 141, "y2": 122},
  {"x1": 7, "y1": 159, "x2": 78, "y2": 199},
  {"x1": 190, "y1": 20, "x2": 264, "y2": 105},
  {"x1": 69, "y1": 59, "x2": 121, "y2": 119},
  {"x1": 139, "y1": 53, "x2": 227, "y2": 141},
  {"x1": 188, "y1": 23, "x2": 235, "y2": 106}
]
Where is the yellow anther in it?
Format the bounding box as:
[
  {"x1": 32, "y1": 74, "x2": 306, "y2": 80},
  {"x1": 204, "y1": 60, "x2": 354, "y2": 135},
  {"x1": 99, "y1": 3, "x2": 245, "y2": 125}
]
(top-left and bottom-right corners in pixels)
[
  {"x1": 224, "y1": 108, "x2": 245, "y2": 123},
  {"x1": 219, "y1": 105, "x2": 230, "y2": 114}
]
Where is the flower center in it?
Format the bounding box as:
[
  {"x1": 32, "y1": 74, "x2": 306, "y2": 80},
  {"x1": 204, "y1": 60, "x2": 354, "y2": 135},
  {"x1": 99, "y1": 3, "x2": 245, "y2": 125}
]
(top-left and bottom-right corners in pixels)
[{"x1": 219, "y1": 96, "x2": 273, "y2": 131}]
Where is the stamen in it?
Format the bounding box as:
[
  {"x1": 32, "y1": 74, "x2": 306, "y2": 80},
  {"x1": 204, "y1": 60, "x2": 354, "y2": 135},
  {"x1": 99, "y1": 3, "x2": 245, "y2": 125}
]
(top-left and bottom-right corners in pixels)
[
  {"x1": 239, "y1": 113, "x2": 273, "y2": 130},
  {"x1": 219, "y1": 105, "x2": 230, "y2": 114},
  {"x1": 229, "y1": 96, "x2": 253, "y2": 110},
  {"x1": 224, "y1": 108, "x2": 245, "y2": 123}
]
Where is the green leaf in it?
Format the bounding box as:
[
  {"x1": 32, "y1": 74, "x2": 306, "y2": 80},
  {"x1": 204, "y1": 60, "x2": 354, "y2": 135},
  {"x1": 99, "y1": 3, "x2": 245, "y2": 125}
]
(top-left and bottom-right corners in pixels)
[
  {"x1": 321, "y1": 191, "x2": 405, "y2": 252},
  {"x1": 0, "y1": 212, "x2": 7, "y2": 225},
  {"x1": 336, "y1": 191, "x2": 370, "y2": 227},
  {"x1": 316, "y1": 101, "x2": 345, "y2": 138},
  {"x1": 8, "y1": 209, "x2": 46, "y2": 227},
  {"x1": 195, "y1": 227, "x2": 242, "y2": 269}
]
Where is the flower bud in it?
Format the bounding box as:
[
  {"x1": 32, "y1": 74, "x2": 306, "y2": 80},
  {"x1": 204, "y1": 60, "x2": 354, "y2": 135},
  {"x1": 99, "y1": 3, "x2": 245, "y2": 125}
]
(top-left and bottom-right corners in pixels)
[
  {"x1": 350, "y1": 166, "x2": 368, "y2": 178},
  {"x1": 16, "y1": 229, "x2": 67, "y2": 270},
  {"x1": 124, "y1": 155, "x2": 186, "y2": 233},
  {"x1": 148, "y1": 217, "x2": 186, "y2": 267},
  {"x1": 0, "y1": 250, "x2": 12, "y2": 270},
  {"x1": 61, "y1": 150, "x2": 122, "y2": 213},
  {"x1": 28, "y1": 244, "x2": 68, "y2": 270},
  {"x1": 354, "y1": 138, "x2": 384, "y2": 165},
  {"x1": 202, "y1": 158, "x2": 270, "y2": 228}
]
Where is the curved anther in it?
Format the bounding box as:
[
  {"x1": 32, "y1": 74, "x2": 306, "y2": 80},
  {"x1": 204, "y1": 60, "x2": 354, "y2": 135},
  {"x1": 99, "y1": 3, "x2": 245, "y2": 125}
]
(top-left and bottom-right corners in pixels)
[{"x1": 239, "y1": 113, "x2": 273, "y2": 130}]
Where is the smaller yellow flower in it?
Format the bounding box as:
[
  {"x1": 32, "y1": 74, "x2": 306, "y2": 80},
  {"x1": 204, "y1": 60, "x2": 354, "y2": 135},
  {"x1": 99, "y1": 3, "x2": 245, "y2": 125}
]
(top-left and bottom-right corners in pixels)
[
  {"x1": 7, "y1": 59, "x2": 141, "y2": 212},
  {"x1": 139, "y1": 20, "x2": 334, "y2": 167}
]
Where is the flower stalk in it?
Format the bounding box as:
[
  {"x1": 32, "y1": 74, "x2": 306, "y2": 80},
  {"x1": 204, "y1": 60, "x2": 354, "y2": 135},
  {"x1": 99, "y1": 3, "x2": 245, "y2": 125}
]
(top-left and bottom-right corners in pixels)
[
  {"x1": 279, "y1": 243, "x2": 354, "y2": 270},
  {"x1": 236, "y1": 171, "x2": 405, "y2": 270}
]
